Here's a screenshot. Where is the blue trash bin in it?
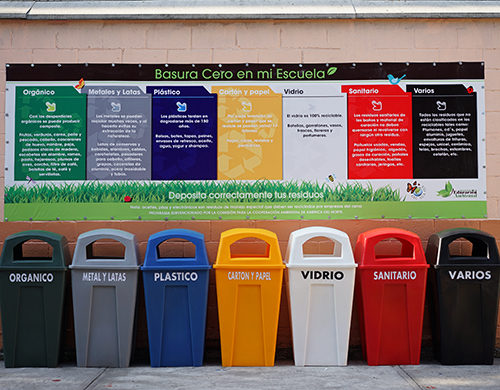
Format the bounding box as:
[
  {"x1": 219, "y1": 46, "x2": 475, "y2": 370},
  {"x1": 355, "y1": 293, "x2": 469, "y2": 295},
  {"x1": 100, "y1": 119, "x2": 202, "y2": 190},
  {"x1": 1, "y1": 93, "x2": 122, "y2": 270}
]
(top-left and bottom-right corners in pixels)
[{"x1": 142, "y1": 229, "x2": 211, "y2": 367}]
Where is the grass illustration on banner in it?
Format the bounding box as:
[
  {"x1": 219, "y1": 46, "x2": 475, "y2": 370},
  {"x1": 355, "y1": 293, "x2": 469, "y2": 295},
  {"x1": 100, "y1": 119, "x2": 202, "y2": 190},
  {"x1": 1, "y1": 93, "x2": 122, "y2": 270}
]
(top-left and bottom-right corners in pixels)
[{"x1": 5, "y1": 180, "x2": 403, "y2": 204}]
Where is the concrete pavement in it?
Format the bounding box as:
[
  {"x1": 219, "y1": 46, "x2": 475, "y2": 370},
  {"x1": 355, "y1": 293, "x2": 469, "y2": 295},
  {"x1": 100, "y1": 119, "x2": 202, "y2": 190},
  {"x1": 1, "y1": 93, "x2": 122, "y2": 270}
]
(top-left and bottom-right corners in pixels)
[{"x1": 0, "y1": 358, "x2": 499, "y2": 390}]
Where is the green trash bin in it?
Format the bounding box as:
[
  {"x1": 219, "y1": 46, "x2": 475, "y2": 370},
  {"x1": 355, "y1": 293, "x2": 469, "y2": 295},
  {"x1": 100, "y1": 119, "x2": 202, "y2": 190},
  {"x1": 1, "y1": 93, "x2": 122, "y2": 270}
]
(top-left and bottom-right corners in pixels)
[{"x1": 0, "y1": 230, "x2": 70, "y2": 367}]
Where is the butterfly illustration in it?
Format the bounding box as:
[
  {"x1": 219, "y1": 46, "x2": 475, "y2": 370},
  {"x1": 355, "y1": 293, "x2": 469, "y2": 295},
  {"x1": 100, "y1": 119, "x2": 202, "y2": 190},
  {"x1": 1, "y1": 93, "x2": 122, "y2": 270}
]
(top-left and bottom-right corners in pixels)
[
  {"x1": 407, "y1": 181, "x2": 419, "y2": 194},
  {"x1": 75, "y1": 78, "x2": 85, "y2": 89}
]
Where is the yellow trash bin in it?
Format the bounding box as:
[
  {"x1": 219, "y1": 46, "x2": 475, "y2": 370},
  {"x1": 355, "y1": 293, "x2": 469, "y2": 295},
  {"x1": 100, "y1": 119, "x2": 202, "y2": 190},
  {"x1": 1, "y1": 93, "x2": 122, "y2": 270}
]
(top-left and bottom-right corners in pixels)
[{"x1": 214, "y1": 228, "x2": 285, "y2": 367}]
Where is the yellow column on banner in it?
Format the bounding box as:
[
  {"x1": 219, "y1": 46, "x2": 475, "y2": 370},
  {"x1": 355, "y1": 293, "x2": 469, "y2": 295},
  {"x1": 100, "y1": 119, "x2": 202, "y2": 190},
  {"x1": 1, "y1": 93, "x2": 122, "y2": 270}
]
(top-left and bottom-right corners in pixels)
[{"x1": 213, "y1": 86, "x2": 282, "y2": 180}]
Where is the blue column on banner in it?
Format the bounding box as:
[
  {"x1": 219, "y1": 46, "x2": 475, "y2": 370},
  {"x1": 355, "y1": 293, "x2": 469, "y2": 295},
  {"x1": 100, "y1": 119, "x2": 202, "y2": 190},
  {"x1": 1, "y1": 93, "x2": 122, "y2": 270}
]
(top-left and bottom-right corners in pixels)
[{"x1": 147, "y1": 86, "x2": 217, "y2": 180}]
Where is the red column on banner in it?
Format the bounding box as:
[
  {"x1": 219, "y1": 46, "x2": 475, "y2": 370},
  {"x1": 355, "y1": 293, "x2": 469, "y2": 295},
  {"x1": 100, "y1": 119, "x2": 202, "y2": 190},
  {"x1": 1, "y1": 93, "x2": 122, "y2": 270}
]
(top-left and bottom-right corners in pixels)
[{"x1": 342, "y1": 85, "x2": 413, "y2": 180}]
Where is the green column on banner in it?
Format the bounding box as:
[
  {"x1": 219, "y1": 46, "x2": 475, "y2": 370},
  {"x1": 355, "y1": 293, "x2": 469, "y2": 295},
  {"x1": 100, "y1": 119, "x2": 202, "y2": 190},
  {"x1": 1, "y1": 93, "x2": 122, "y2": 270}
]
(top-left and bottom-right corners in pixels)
[{"x1": 15, "y1": 86, "x2": 86, "y2": 182}]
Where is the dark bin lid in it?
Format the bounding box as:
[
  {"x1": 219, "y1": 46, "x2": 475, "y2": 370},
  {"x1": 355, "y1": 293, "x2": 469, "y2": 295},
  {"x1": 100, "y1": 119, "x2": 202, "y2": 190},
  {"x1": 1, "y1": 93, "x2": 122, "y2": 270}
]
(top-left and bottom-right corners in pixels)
[
  {"x1": 142, "y1": 229, "x2": 211, "y2": 271},
  {"x1": 0, "y1": 230, "x2": 69, "y2": 270},
  {"x1": 70, "y1": 229, "x2": 141, "y2": 270},
  {"x1": 427, "y1": 228, "x2": 500, "y2": 266}
]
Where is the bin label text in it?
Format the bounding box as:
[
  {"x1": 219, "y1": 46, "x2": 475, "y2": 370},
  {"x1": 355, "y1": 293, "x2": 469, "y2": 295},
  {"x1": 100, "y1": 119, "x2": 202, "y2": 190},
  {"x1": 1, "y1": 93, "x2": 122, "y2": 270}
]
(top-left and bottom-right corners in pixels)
[
  {"x1": 9, "y1": 272, "x2": 53, "y2": 283},
  {"x1": 448, "y1": 270, "x2": 491, "y2": 280},
  {"x1": 82, "y1": 272, "x2": 127, "y2": 282},
  {"x1": 301, "y1": 270, "x2": 344, "y2": 280},
  {"x1": 154, "y1": 271, "x2": 198, "y2": 282},
  {"x1": 227, "y1": 271, "x2": 271, "y2": 281},
  {"x1": 373, "y1": 270, "x2": 417, "y2": 280}
]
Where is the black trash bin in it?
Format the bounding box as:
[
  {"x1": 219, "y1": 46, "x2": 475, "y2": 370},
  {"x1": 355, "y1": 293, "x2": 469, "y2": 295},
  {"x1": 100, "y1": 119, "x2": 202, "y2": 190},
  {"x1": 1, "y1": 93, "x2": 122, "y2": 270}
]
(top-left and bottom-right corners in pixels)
[
  {"x1": 426, "y1": 228, "x2": 500, "y2": 365},
  {"x1": 0, "y1": 230, "x2": 70, "y2": 367}
]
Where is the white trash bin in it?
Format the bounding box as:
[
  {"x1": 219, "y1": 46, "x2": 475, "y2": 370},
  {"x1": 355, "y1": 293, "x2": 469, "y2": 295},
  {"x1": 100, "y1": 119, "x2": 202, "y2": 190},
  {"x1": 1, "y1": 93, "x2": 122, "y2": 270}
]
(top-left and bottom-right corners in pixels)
[{"x1": 285, "y1": 226, "x2": 357, "y2": 366}]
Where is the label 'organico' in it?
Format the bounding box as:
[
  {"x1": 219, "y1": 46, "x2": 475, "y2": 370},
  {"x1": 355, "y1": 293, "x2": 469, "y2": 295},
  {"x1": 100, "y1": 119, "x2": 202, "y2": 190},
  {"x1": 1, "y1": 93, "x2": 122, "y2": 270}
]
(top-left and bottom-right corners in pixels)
[{"x1": 9, "y1": 273, "x2": 53, "y2": 283}]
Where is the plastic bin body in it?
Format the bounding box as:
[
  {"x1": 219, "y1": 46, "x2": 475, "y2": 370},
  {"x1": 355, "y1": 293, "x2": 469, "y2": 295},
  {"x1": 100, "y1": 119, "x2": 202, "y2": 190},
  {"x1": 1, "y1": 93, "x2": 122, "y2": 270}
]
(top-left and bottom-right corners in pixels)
[
  {"x1": 70, "y1": 229, "x2": 140, "y2": 368},
  {"x1": 214, "y1": 228, "x2": 285, "y2": 367},
  {"x1": 426, "y1": 228, "x2": 500, "y2": 365},
  {"x1": 142, "y1": 229, "x2": 211, "y2": 367},
  {"x1": 285, "y1": 227, "x2": 357, "y2": 367},
  {"x1": 0, "y1": 230, "x2": 70, "y2": 368},
  {"x1": 354, "y1": 228, "x2": 429, "y2": 366}
]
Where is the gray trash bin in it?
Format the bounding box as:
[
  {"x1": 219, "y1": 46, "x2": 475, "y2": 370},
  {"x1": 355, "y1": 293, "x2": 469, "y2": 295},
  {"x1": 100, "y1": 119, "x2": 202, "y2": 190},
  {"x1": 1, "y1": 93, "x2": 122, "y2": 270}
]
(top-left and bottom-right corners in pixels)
[{"x1": 70, "y1": 229, "x2": 141, "y2": 367}]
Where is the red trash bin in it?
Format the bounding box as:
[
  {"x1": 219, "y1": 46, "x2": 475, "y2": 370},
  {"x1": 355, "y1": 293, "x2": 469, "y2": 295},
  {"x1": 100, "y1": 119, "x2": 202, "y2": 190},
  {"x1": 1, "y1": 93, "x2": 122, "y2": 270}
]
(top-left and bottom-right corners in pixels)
[{"x1": 354, "y1": 228, "x2": 429, "y2": 366}]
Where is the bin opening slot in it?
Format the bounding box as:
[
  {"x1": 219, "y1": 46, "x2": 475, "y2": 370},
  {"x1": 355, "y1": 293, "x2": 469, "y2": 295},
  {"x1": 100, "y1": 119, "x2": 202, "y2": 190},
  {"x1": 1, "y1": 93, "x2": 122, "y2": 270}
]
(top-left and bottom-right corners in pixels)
[
  {"x1": 86, "y1": 239, "x2": 126, "y2": 260},
  {"x1": 373, "y1": 238, "x2": 414, "y2": 261},
  {"x1": 13, "y1": 239, "x2": 54, "y2": 261},
  {"x1": 447, "y1": 236, "x2": 489, "y2": 259},
  {"x1": 230, "y1": 238, "x2": 270, "y2": 259},
  {"x1": 302, "y1": 236, "x2": 340, "y2": 258},
  {"x1": 156, "y1": 238, "x2": 196, "y2": 259}
]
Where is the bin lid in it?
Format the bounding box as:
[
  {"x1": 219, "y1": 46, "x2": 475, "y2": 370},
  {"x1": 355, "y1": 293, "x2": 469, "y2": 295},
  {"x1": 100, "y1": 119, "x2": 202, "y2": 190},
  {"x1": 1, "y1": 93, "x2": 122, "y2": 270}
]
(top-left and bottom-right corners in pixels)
[
  {"x1": 354, "y1": 228, "x2": 428, "y2": 268},
  {"x1": 427, "y1": 228, "x2": 500, "y2": 266},
  {"x1": 69, "y1": 229, "x2": 141, "y2": 269},
  {"x1": 284, "y1": 226, "x2": 357, "y2": 269},
  {"x1": 0, "y1": 230, "x2": 69, "y2": 270},
  {"x1": 142, "y1": 229, "x2": 211, "y2": 270},
  {"x1": 214, "y1": 228, "x2": 285, "y2": 269}
]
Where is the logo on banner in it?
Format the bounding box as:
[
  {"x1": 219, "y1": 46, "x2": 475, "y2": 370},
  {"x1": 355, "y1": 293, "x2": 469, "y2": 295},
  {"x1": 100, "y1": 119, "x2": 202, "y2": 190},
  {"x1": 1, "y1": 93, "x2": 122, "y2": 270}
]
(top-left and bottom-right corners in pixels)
[
  {"x1": 437, "y1": 181, "x2": 478, "y2": 198},
  {"x1": 406, "y1": 181, "x2": 426, "y2": 199}
]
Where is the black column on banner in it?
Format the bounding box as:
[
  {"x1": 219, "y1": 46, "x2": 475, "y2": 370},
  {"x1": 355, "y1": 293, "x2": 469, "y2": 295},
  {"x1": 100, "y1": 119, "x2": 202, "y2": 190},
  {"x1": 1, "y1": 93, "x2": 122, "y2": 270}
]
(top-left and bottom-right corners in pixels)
[{"x1": 408, "y1": 84, "x2": 478, "y2": 179}]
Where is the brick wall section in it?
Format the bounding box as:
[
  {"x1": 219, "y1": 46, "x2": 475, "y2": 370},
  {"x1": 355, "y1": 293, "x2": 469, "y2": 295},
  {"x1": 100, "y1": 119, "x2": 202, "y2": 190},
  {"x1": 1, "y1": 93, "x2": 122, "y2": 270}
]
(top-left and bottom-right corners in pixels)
[{"x1": 1, "y1": 18, "x2": 500, "y2": 359}]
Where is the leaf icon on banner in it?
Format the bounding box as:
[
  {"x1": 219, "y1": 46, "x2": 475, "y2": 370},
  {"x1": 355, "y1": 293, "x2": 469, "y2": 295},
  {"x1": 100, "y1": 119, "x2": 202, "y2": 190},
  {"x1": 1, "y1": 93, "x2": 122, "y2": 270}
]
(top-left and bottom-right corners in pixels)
[
  {"x1": 437, "y1": 181, "x2": 453, "y2": 197},
  {"x1": 327, "y1": 67, "x2": 337, "y2": 76}
]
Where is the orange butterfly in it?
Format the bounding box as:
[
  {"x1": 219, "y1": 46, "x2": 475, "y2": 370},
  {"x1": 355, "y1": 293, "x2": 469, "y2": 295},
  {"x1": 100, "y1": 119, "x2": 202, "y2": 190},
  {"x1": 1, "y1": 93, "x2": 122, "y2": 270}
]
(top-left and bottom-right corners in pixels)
[
  {"x1": 75, "y1": 78, "x2": 85, "y2": 89},
  {"x1": 407, "y1": 181, "x2": 418, "y2": 194}
]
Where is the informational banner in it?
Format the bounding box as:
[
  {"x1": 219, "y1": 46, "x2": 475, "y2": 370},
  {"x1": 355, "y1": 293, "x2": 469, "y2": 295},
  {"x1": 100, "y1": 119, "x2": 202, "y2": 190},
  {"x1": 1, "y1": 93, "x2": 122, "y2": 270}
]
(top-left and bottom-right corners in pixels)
[{"x1": 4, "y1": 63, "x2": 486, "y2": 221}]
